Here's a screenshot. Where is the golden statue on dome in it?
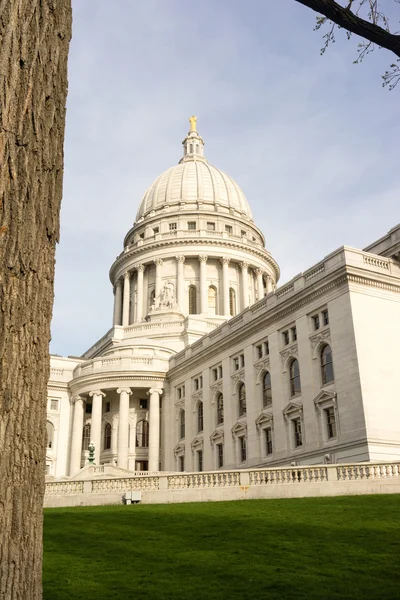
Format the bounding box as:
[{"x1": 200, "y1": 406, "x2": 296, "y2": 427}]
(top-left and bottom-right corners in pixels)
[{"x1": 189, "y1": 115, "x2": 197, "y2": 132}]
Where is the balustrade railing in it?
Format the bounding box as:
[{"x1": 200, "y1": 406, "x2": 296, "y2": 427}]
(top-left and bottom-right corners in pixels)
[{"x1": 44, "y1": 462, "x2": 400, "y2": 498}]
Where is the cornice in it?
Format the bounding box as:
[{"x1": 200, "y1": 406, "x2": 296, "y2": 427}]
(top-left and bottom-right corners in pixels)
[
  {"x1": 69, "y1": 371, "x2": 166, "y2": 394},
  {"x1": 109, "y1": 237, "x2": 280, "y2": 282}
]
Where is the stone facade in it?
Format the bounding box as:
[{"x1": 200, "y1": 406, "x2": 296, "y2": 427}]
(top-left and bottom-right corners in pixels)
[{"x1": 46, "y1": 120, "x2": 400, "y2": 479}]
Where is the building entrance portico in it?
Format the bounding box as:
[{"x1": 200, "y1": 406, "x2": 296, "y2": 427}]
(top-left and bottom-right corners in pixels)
[{"x1": 68, "y1": 384, "x2": 163, "y2": 476}]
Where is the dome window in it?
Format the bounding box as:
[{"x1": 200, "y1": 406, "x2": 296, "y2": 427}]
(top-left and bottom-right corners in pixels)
[
  {"x1": 169, "y1": 222, "x2": 177, "y2": 231},
  {"x1": 207, "y1": 222, "x2": 216, "y2": 231},
  {"x1": 208, "y1": 286, "x2": 217, "y2": 315},
  {"x1": 225, "y1": 225, "x2": 233, "y2": 234},
  {"x1": 229, "y1": 288, "x2": 236, "y2": 317},
  {"x1": 189, "y1": 285, "x2": 197, "y2": 314},
  {"x1": 187, "y1": 221, "x2": 196, "y2": 230}
]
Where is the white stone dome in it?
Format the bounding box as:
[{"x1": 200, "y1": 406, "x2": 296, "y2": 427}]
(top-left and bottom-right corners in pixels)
[{"x1": 136, "y1": 121, "x2": 253, "y2": 222}]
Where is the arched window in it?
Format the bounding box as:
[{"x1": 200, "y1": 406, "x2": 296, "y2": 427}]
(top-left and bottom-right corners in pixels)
[
  {"x1": 189, "y1": 285, "x2": 197, "y2": 314},
  {"x1": 46, "y1": 421, "x2": 54, "y2": 449},
  {"x1": 197, "y1": 401, "x2": 204, "y2": 432},
  {"x1": 263, "y1": 372, "x2": 272, "y2": 407},
  {"x1": 150, "y1": 289, "x2": 155, "y2": 307},
  {"x1": 208, "y1": 286, "x2": 217, "y2": 315},
  {"x1": 238, "y1": 383, "x2": 246, "y2": 416},
  {"x1": 82, "y1": 423, "x2": 91, "y2": 451},
  {"x1": 136, "y1": 420, "x2": 149, "y2": 447},
  {"x1": 180, "y1": 409, "x2": 185, "y2": 440},
  {"x1": 229, "y1": 288, "x2": 236, "y2": 316},
  {"x1": 104, "y1": 423, "x2": 112, "y2": 450},
  {"x1": 216, "y1": 393, "x2": 224, "y2": 425},
  {"x1": 289, "y1": 359, "x2": 301, "y2": 397},
  {"x1": 321, "y1": 344, "x2": 334, "y2": 385}
]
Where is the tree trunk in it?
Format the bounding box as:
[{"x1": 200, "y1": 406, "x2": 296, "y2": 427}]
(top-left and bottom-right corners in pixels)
[{"x1": 0, "y1": 2, "x2": 71, "y2": 599}]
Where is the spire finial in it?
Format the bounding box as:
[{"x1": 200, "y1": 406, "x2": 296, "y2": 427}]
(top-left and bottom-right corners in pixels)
[{"x1": 189, "y1": 115, "x2": 197, "y2": 132}]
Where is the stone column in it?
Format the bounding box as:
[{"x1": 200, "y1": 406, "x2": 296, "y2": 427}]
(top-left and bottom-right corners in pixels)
[
  {"x1": 117, "y1": 387, "x2": 132, "y2": 470},
  {"x1": 122, "y1": 271, "x2": 131, "y2": 326},
  {"x1": 221, "y1": 257, "x2": 230, "y2": 315},
  {"x1": 89, "y1": 390, "x2": 105, "y2": 465},
  {"x1": 113, "y1": 279, "x2": 123, "y2": 326},
  {"x1": 148, "y1": 388, "x2": 162, "y2": 472},
  {"x1": 136, "y1": 264, "x2": 145, "y2": 322},
  {"x1": 154, "y1": 259, "x2": 163, "y2": 302},
  {"x1": 240, "y1": 261, "x2": 249, "y2": 309},
  {"x1": 266, "y1": 275, "x2": 273, "y2": 294},
  {"x1": 255, "y1": 268, "x2": 264, "y2": 301},
  {"x1": 69, "y1": 396, "x2": 84, "y2": 476},
  {"x1": 199, "y1": 254, "x2": 208, "y2": 314},
  {"x1": 176, "y1": 255, "x2": 185, "y2": 311}
]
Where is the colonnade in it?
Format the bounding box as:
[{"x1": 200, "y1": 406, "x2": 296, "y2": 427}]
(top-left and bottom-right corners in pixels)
[
  {"x1": 112, "y1": 255, "x2": 274, "y2": 326},
  {"x1": 69, "y1": 387, "x2": 162, "y2": 476}
]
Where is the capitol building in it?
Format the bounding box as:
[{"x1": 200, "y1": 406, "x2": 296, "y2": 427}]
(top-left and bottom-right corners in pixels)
[{"x1": 47, "y1": 118, "x2": 400, "y2": 479}]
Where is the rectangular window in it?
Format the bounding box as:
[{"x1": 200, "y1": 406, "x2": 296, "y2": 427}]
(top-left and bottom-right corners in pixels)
[
  {"x1": 217, "y1": 443, "x2": 224, "y2": 468},
  {"x1": 233, "y1": 357, "x2": 239, "y2": 371},
  {"x1": 312, "y1": 315, "x2": 320, "y2": 331},
  {"x1": 212, "y1": 368, "x2": 218, "y2": 381},
  {"x1": 169, "y1": 222, "x2": 177, "y2": 231},
  {"x1": 256, "y1": 345, "x2": 263, "y2": 359},
  {"x1": 283, "y1": 331, "x2": 290, "y2": 346},
  {"x1": 239, "y1": 436, "x2": 247, "y2": 462},
  {"x1": 105, "y1": 401, "x2": 111, "y2": 413},
  {"x1": 322, "y1": 309, "x2": 329, "y2": 326},
  {"x1": 218, "y1": 366, "x2": 223, "y2": 379},
  {"x1": 291, "y1": 326, "x2": 297, "y2": 342},
  {"x1": 265, "y1": 428, "x2": 273, "y2": 455},
  {"x1": 177, "y1": 387, "x2": 182, "y2": 400},
  {"x1": 293, "y1": 418, "x2": 303, "y2": 448},
  {"x1": 139, "y1": 399, "x2": 148, "y2": 409},
  {"x1": 153, "y1": 227, "x2": 159, "y2": 234},
  {"x1": 206, "y1": 222, "x2": 216, "y2": 231},
  {"x1": 325, "y1": 407, "x2": 337, "y2": 439},
  {"x1": 264, "y1": 340, "x2": 270, "y2": 356},
  {"x1": 85, "y1": 403, "x2": 92, "y2": 414},
  {"x1": 240, "y1": 354, "x2": 245, "y2": 368},
  {"x1": 179, "y1": 456, "x2": 185, "y2": 472},
  {"x1": 225, "y1": 225, "x2": 233, "y2": 234},
  {"x1": 194, "y1": 378, "x2": 199, "y2": 391},
  {"x1": 197, "y1": 450, "x2": 203, "y2": 472},
  {"x1": 187, "y1": 221, "x2": 196, "y2": 230},
  {"x1": 199, "y1": 376, "x2": 203, "y2": 389},
  {"x1": 50, "y1": 399, "x2": 58, "y2": 411}
]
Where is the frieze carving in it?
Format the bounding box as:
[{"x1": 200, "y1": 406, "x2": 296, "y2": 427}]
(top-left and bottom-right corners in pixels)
[
  {"x1": 191, "y1": 390, "x2": 203, "y2": 404},
  {"x1": 255, "y1": 358, "x2": 270, "y2": 381},
  {"x1": 210, "y1": 380, "x2": 223, "y2": 394},
  {"x1": 231, "y1": 369, "x2": 245, "y2": 387}
]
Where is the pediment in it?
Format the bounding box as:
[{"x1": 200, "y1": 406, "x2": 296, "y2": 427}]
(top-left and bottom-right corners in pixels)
[
  {"x1": 231, "y1": 420, "x2": 247, "y2": 436},
  {"x1": 190, "y1": 436, "x2": 204, "y2": 451},
  {"x1": 255, "y1": 412, "x2": 274, "y2": 427},
  {"x1": 314, "y1": 390, "x2": 337, "y2": 407},
  {"x1": 174, "y1": 442, "x2": 185, "y2": 456},
  {"x1": 283, "y1": 401, "x2": 303, "y2": 416},
  {"x1": 210, "y1": 428, "x2": 224, "y2": 443}
]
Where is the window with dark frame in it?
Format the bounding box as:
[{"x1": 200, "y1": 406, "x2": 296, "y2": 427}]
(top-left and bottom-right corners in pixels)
[
  {"x1": 104, "y1": 423, "x2": 112, "y2": 450},
  {"x1": 188, "y1": 285, "x2": 197, "y2": 314},
  {"x1": 139, "y1": 398, "x2": 148, "y2": 409},
  {"x1": 312, "y1": 314, "x2": 320, "y2": 331},
  {"x1": 197, "y1": 450, "x2": 203, "y2": 472},
  {"x1": 264, "y1": 340, "x2": 270, "y2": 355},
  {"x1": 180, "y1": 410, "x2": 185, "y2": 440},
  {"x1": 321, "y1": 345, "x2": 334, "y2": 385},
  {"x1": 225, "y1": 224, "x2": 233, "y2": 234},
  {"x1": 322, "y1": 309, "x2": 329, "y2": 326},
  {"x1": 217, "y1": 443, "x2": 224, "y2": 468},
  {"x1": 153, "y1": 226, "x2": 159, "y2": 234},
  {"x1": 187, "y1": 221, "x2": 196, "y2": 230},
  {"x1": 233, "y1": 357, "x2": 239, "y2": 371},
  {"x1": 263, "y1": 372, "x2": 272, "y2": 407},
  {"x1": 46, "y1": 421, "x2": 54, "y2": 449},
  {"x1": 179, "y1": 456, "x2": 185, "y2": 472},
  {"x1": 325, "y1": 407, "x2": 337, "y2": 439},
  {"x1": 218, "y1": 365, "x2": 223, "y2": 379},
  {"x1": 283, "y1": 330, "x2": 290, "y2": 346},
  {"x1": 256, "y1": 345, "x2": 263, "y2": 359},
  {"x1": 291, "y1": 326, "x2": 297, "y2": 342},
  {"x1": 238, "y1": 383, "x2": 246, "y2": 416},
  {"x1": 136, "y1": 420, "x2": 149, "y2": 447},
  {"x1": 50, "y1": 399, "x2": 58, "y2": 411},
  {"x1": 229, "y1": 288, "x2": 236, "y2": 316},
  {"x1": 197, "y1": 402, "x2": 204, "y2": 433},
  {"x1": 82, "y1": 423, "x2": 91, "y2": 451},
  {"x1": 290, "y1": 359, "x2": 301, "y2": 396},
  {"x1": 239, "y1": 436, "x2": 247, "y2": 462},
  {"x1": 217, "y1": 393, "x2": 224, "y2": 425},
  {"x1": 206, "y1": 222, "x2": 216, "y2": 231},
  {"x1": 293, "y1": 418, "x2": 302, "y2": 447},
  {"x1": 169, "y1": 222, "x2": 177, "y2": 231},
  {"x1": 240, "y1": 354, "x2": 245, "y2": 368},
  {"x1": 105, "y1": 401, "x2": 111, "y2": 413},
  {"x1": 265, "y1": 428, "x2": 273, "y2": 455}
]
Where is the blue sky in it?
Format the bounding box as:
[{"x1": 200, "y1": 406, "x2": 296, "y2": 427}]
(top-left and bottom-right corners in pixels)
[{"x1": 51, "y1": 0, "x2": 400, "y2": 356}]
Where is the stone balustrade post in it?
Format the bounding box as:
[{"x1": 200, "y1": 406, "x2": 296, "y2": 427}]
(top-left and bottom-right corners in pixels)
[
  {"x1": 117, "y1": 387, "x2": 132, "y2": 470},
  {"x1": 69, "y1": 396, "x2": 84, "y2": 476},
  {"x1": 89, "y1": 390, "x2": 106, "y2": 465}
]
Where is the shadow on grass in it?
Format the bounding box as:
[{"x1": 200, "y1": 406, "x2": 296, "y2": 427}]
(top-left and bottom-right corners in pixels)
[{"x1": 43, "y1": 495, "x2": 400, "y2": 600}]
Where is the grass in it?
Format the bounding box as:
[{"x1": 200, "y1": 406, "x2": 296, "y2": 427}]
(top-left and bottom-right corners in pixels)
[{"x1": 43, "y1": 495, "x2": 400, "y2": 600}]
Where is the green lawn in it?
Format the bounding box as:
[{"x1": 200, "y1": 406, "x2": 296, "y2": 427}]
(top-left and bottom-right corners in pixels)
[{"x1": 43, "y1": 495, "x2": 400, "y2": 600}]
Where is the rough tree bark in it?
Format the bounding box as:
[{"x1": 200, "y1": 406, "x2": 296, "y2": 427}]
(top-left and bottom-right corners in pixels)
[
  {"x1": 0, "y1": 2, "x2": 71, "y2": 599},
  {"x1": 295, "y1": 0, "x2": 400, "y2": 57}
]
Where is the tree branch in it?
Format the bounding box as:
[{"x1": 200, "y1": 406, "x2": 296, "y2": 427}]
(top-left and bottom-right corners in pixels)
[{"x1": 295, "y1": 0, "x2": 400, "y2": 57}]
